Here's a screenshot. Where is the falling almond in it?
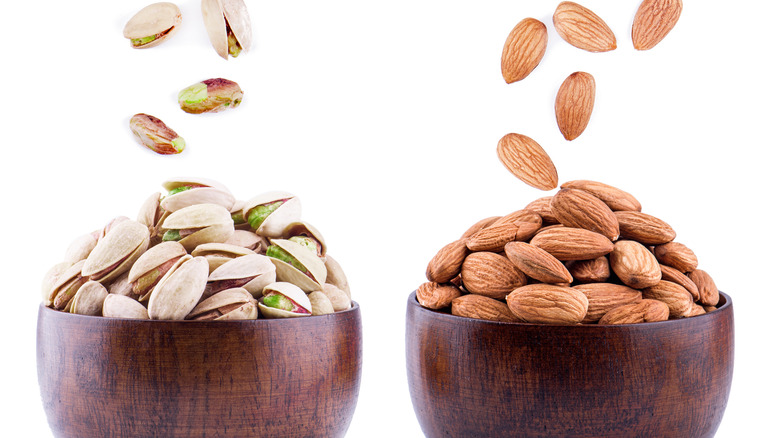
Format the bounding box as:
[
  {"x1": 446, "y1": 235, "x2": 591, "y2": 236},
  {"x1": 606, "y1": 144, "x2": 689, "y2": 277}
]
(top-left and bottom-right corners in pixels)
[
  {"x1": 553, "y1": 1, "x2": 616, "y2": 52},
  {"x1": 497, "y1": 133, "x2": 558, "y2": 191},
  {"x1": 555, "y1": 71, "x2": 595, "y2": 141},
  {"x1": 501, "y1": 18, "x2": 548, "y2": 83},
  {"x1": 632, "y1": 0, "x2": 683, "y2": 50}
]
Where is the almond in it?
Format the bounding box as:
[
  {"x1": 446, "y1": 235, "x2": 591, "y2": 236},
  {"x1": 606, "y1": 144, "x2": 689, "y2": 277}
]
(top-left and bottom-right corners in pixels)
[
  {"x1": 632, "y1": 0, "x2": 683, "y2": 50},
  {"x1": 659, "y1": 264, "x2": 699, "y2": 301},
  {"x1": 505, "y1": 241, "x2": 573, "y2": 284},
  {"x1": 497, "y1": 133, "x2": 558, "y2": 191},
  {"x1": 524, "y1": 196, "x2": 558, "y2": 223},
  {"x1": 416, "y1": 281, "x2": 462, "y2": 310},
  {"x1": 501, "y1": 18, "x2": 548, "y2": 83},
  {"x1": 467, "y1": 222, "x2": 518, "y2": 252},
  {"x1": 491, "y1": 209, "x2": 543, "y2": 228},
  {"x1": 451, "y1": 294, "x2": 520, "y2": 323},
  {"x1": 567, "y1": 256, "x2": 610, "y2": 283},
  {"x1": 555, "y1": 71, "x2": 596, "y2": 141},
  {"x1": 550, "y1": 187, "x2": 619, "y2": 240},
  {"x1": 654, "y1": 241, "x2": 698, "y2": 273},
  {"x1": 553, "y1": 2, "x2": 616, "y2": 52},
  {"x1": 599, "y1": 299, "x2": 670, "y2": 324},
  {"x1": 688, "y1": 269, "x2": 719, "y2": 306},
  {"x1": 461, "y1": 252, "x2": 527, "y2": 299},
  {"x1": 614, "y1": 210, "x2": 676, "y2": 244},
  {"x1": 609, "y1": 239, "x2": 661, "y2": 289},
  {"x1": 530, "y1": 226, "x2": 614, "y2": 261},
  {"x1": 642, "y1": 280, "x2": 694, "y2": 318},
  {"x1": 560, "y1": 180, "x2": 642, "y2": 212},
  {"x1": 461, "y1": 216, "x2": 501, "y2": 239},
  {"x1": 426, "y1": 238, "x2": 469, "y2": 283},
  {"x1": 573, "y1": 283, "x2": 642, "y2": 323},
  {"x1": 506, "y1": 284, "x2": 588, "y2": 324}
]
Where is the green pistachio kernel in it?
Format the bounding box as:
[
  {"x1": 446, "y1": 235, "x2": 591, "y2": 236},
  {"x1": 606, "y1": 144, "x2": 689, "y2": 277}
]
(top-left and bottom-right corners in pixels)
[
  {"x1": 131, "y1": 35, "x2": 157, "y2": 46},
  {"x1": 227, "y1": 32, "x2": 242, "y2": 57},
  {"x1": 133, "y1": 269, "x2": 161, "y2": 295},
  {"x1": 171, "y1": 137, "x2": 186, "y2": 153},
  {"x1": 231, "y1": 211, "x2": 246, "y2": 225},
  {"x1": 266, "y1": 245, "x2": 307, "y2": 273},
  {"x1": 289, "y1": 236, "x2": 318, "y2": 254},
  {"x1": 162, "y1": 229, "x2": 181, "y2": 242},
  {"x1": 247, "y1": 201, "x2": 283, "y2": 230},
  {"x1": 167, "y1": 186, "x2": 193, "y2": 196},
  {"x1": 178, "y1": 82, "x2": 209, "y2": 106},
  {"x1": 263, "y1": 293, "x2": 293, "y2": 311}
]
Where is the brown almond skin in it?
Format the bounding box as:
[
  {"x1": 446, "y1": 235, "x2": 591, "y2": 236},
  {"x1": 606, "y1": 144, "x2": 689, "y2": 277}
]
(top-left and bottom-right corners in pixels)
[
  {"x1": 461, "y1": 216, "x2": 501, "y2": 239},
  {"x1": 688, "y1": 269, "x2": 719, "y2": 306},
  {"x1": 426, "y1": 238, "x2": 469, "y2": 283},
  {"x1": 654, "y1": 241, "x2": 698, "y2": 273},
  {"x1": 642, "y1": 280, "x2": 694, "y2": 318},
  {"x1": 491, "y1": 209, "x2": 543, "y2": 228},
  {"x1": 660, "y1": 264, "x2": 699, "y2": 301},
  {"x1": 567, "y1": 256, "x2": 610, "y2": 283},
  {"x1": 573, "y1": 283, "x2": 642, "y2": 323},
  {"x1": 461, "y1": 252, "x2": 527, "y2": 299},
  {"x1": 560, "y1": 180, "x2": 641, "y2": 212},
  {"x1": 416, "y1": 282, "x2": 462, "y2": 310},
  {"x1": 553, "y1": 2, "x2": 617, "y2": 52},
  {"x1": 555, "y1": 71, "x2": 596, "y2": 141},
  {"x1": 501, "y1": 18, "x2": 548, "y2": 83},
  {"x1": 599, "y1": 299, "x2": 670, "y2": 324},
  {"x1": 506, "y1": 284, "x2": 588, "y2": 324},
  {"x1": 505, "y1": 241, "x2": 573, "y2": 284},
  {"x1": 530, "y1": 226, "x2": 614, "y2": 261},
  {"x1": 551, "y1": 188, "x2": 619, "y2": 240},
  {"x1": 632, "y1": 0, "x2": 683, "y2": 50},
  {"x1": 614, "y1": 211, "x2": 676, "y2": 245},
  {"x1": 609, "y1": 240, "x2": 661, "y2": 289},
  {"x1": 497, "y1": 133, "x2": 558, "y2": 191},
  {"x1": 451, "y1": 294, "x2": 520, "y2": 323},
  {"x1": 467, "y1": 222, "x2": 519, "y2": 252},
  {"x1": 525, "y1": 196, "x2": 558, "y2": 223}
]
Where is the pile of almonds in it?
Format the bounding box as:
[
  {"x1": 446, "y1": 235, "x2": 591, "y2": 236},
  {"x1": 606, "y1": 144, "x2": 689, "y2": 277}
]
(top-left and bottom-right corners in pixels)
[{"x1": 417, "y1": 180, "x2": 719, "y2": 324}]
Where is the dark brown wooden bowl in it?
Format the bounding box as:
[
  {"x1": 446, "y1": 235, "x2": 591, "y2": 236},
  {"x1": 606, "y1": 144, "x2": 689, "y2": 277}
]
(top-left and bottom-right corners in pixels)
[
  {"x1": 37, "y1": 302, "x2": 362, "y2": 438},
  {"x1": 406, "y1": 292, "x2": 734, "y2": 438}
]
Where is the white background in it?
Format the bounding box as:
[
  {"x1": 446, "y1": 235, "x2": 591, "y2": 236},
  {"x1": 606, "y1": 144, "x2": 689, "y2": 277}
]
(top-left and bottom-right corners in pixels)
[{"x1": 1, "y1": 0, "x2": 777, "y2": 436}]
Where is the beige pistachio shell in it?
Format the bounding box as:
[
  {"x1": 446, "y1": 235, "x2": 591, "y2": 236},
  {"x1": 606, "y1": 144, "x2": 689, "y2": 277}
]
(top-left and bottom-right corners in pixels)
[
  {"x1": 123, "y1": 2, "x2": 182, "y2": 48},
  {"x1": 102, "y1": 294, "x2": 149, "y2": 319},
  {"x1": 96, "y1": 216, "x2": 132, "y2": 242},
  {"x1": 42, "y1": 262, "x2": 72, "y2": 305},
  {"x1": 160, "y1": 177, "x2": 235, "y2": 212},
  {"x1": 107, "y1": 272, "x2": 138, "y2": 299},
  {"x1": 128, "y1": 241, "x2": 186, "y2": 282},
  {"x1": 206, "y1": 253, "x2": 276, "y2": 297},
  {"x1": 308, "y1": 291, "x2": 335, "y2": 316},
  {"x1": 223, "y1": 230, "x2": 267, "y2": 252},
  {"x1": 229, "y1": 200, "x2": 252, "y2": 230},
  {"x1": 192, "y1": 242, "x2": 255, "y2": 272},
  {"x1": 181, "y1": 223, "x2": 235, "y2": 252},
  {"x1": 268, "y1": 238, "x2": 327, "y2": 292},
  {"x1": 319, "y1": 283, "x2": 351, "y2": 311},
  {"x1": 258, "y1": 282, "x2": 312, "y2": 318},
  {"x1": 70, "y1": 281, "x2": 108, "y2": 316},
  {"x1": 162, "y1": 203, "x2": 233, "y2": 229},
  {"x1": 148, "y1": 256, "x2": 209, "y2": 320},
  {"x1": 82, "y1": 220, "x2": 150, "y2": 283},
  {"x1": 242, "y1": 191, "x2": 301, "y2": 237},
  {"x1": 187, "y1": 287, "x2": 257, "y2": 320},
  {"x1": 63, "y1": 234, "x2": 98, "y2": 265},
  {"x1": 49, "y1": 260, "x2": 88, "y2": 310},
  {"x1": 202, "y1": 0, "x2": 252, "y2": 59},
  {"x1": 324, "y1": 254, "x2": 351, "y2": 299},
  {"x1": 282, "y1": 221, "x2": 327, "y2": 257},
  {"x1": 137, "y1": 193, "x2": 168, "y2": 245}
]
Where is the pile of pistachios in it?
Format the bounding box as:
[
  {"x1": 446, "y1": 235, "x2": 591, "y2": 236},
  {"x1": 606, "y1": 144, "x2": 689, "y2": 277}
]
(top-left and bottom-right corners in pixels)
[{"x1": 42, "y1": 178, "x2": 352, "y2": 320}]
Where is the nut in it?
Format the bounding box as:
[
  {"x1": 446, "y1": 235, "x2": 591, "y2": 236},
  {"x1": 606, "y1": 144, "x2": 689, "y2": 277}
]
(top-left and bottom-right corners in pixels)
[
  {"x1": 451, "y1": 294, "x2": 519, "y2": 323},
  {"x1": 501, "y1": 18, "x2": 547, "y2": 83},
  {"x1": 609, "y1": 240, "x2": 662, "y2": 289},
  {"x1": 122, "y1": 2, "x2": 182, "y2": 49},
  {"x1": 554, "y1": 71, "x2": 596, "y2": 141},
  {"x1": 598, "y1": 299, "x2": 670, "y2": 324},
  {"x1": 416, "y1": 282, "x2": 462, "y2": 310},
  {"x1": 553, "y1": 2, "x2": 616, "y2": 52},
  {"x1": 178, "y1": 78, "x2": 244, "y2": 114},
  {"x1": 461, "y1": 252, "x2": 526, "y2": 299},
  {"x1": 506, "y1": 284, "x2": 588, "y2": 324},
  {"x1": 129, "y1": 113, "x2": 185, "y2": 155},
  {"x1": 632, "y1": 0, "x2": 683, "y2": 50},
  {"x1": 550, "y1": 187, "x2": 619, "y2": 240},
  {"x1": 497, "y1": 133, "x2": 558, "y2": 191}
]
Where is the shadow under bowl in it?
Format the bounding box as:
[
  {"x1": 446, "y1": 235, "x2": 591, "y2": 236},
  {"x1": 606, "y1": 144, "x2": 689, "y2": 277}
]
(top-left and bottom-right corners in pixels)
[
  {"x1": 38, "y1": 302, "x2": 362, "y2": 438},
  {"x1": 406, "y1": 292, "x2": 734, "y2": 438}
]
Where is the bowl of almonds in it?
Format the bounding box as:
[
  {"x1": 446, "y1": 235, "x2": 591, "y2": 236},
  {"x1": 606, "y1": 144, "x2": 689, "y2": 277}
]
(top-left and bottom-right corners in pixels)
[
  {"x1": 37, "y1": 177, "x2": 361, "y2": 438},
  {"x1": 406, "y1": 180, "x2": 734, "y2": 438}
]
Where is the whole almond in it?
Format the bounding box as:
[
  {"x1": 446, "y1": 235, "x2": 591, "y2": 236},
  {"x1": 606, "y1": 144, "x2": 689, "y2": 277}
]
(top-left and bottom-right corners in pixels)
[
  {"x1": 643, "y1": 280, "x2": 694, "y2": 318},
  {"x1": 609, "y1": 239, "x2": 661, "y2": 289},
  {"x1": 573, "y1": 283, "x2": 642, "y2": 323},
  {"x1": 560, "y1": 180, "x2": 641, "y2": 212},
  {"x1": 614, "y1": 211, "x2": 676, "y2": 245},
  {"x1": 416, "y1": 281, "x2": 462, "y2": 310},
  {"x1": 599, "y1": 299, "x2": 670, "y2": 324},
  {"x1": 632, "y1": 0, "x2": 683, "y2": 50},
  {"x1": 553, "y1": 2, "x2": 616, "y2": 52},
  {"x1": 555, "y1": 71, "x2": 596, "y2": 141},
  {"x1": 491, "y1": 209, "x2": 543, "y2": 228},
  {"x1": 497, "y1": 133, "x2": 558, "y2": 191},
  {"x1": 467, "y1": 222, "x2": 519, "y2": 252},
  {"x1": 461, "y1": 252, "x2": 527, "y2": 299},
  {"x1": 530, "y1": 227, "x2": 614, "y2": 261},
  {"x1": 451, "y1": 294, "x2": 520, "y2": 323},
  {"x1": 506, "y1": 284, "x2": 588, "y2": 324},
  {"x1": 461, "y1": 216, "x2": 501, "y2": 239},
  {"x1": 551, "y1": 187, "x2": 619, "y2": 240},
  {"x1": 501, "y1": 18, "x2": 548, "y2": 83},
  {"x1": 525, "y1": 196, "x2": 558, "y2": 223},
  {"x1": 505, "y1": 241, "x2": 573, "y2": 284},
  {"x1": 426, "y1": 238, "x2": 469, "y2": 283},
  {"x1": 567, "y1": 256, "x2": 610, "y2": 283},
  {"x1": 688, "y1": 269, "x2": 719, "y2": 306},
  {"x1": 654, "y1": 241, "x2": 698, "y2": 273},
  {"x1": 660, "y1": 264, "x2": 699, "y2": 301}
]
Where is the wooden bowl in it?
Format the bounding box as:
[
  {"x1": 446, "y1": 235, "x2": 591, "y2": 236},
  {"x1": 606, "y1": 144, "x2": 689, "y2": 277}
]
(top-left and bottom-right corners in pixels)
[
  {"x1": 37, "y1": 302, "x2": 362, "y2": 438},
  {"x1": 406, "y1": 292, "x2": 734, "y2": 438}
]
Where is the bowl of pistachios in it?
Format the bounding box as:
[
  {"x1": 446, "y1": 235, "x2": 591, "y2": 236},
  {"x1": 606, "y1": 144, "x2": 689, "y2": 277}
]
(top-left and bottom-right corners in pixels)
[{"x1": 37, "y1": 177, "x2": 361, "y2": 438}]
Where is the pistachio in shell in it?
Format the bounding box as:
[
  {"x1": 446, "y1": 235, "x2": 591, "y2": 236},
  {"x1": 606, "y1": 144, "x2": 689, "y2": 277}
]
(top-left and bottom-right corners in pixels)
[
  {"x1": 204, "y1": 253, "x2": 276, "y2": 299},
  {"x1": 323, "y1": 254, "x2": 350, "y2": 299},
  {"x1": 266, "y1": 238, "x2": 327, "y2": 292},
  {"x1": 48, "y1": 260, "x2": 88, "y2": 311},
  {"x1": 223, "y1": 230, "x2": 267, "y2": 252},
  {"x1": 242, "y1": 191, "x2": 301, "y2": 238},
  {"x1": 106, "y1": 272, "x2": 139, "y2": 299},
  {"x1": 63, "y1": 234, "x2": 98, "y2": 265},
  {"x1": 148, "y1": 256, "x2": 209, "y2": 320},
  {"x1": 318, "y1": 283, "x2": 351, "y2": 312},
  {"x1": 282, "y1": 221, "x2": 327, "y2": 257},
  {"x1": 42, "y1": 262, "x2": 72, "y2": 305},
  {"x1": 82, "y1": 220, "x2": 150, "y2": 284},
  {"x1": 258, "y1": 282, "x2": 312, "y2": 318},
  {"x1": 70, "y1": 281, "x2": 108, "y2": 316},
  {"x1": 123, "y1": 2, "x2": 182, "y2": 49},
  {"x1": 160, "y1": 177, "x2": 235, "y2": 212},
  {"x1": 202, "y1": 0, "x2": 252, "y2": 59},
  {"x1": 127, "y1": 241, "x2": 187, "y2": 301},
  {"x1": 160, "y1": 203, "x2": 234, "y2": 251},
  {"x1": 192, "y1": 242, "x2": 256, "y2": 272},
  {"x1": 187, "y1": 287, "x2": 257, "y2": 320},
  {"x1": 308, "y1": 291, "x2": 334, "y2": 316},
  {"x1": 178, "y1": 78, "x2": 244, "y2": 114},
  {"x1": 103, "y1": 294, "x2": 149, "y2": 319}
]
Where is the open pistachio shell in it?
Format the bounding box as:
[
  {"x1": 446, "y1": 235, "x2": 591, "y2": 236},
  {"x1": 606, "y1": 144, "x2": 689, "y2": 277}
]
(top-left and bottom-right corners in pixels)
[
  {"x1": 123, "y1": 2, "x2": 182, "y2": 49},
  {"x1": 267, "y1": 238, "x2": 327, "y2": 292},
  {"x1": 187, "y1": 287, "x2": 257, "y2": 320},
  {"x1": 160, "y1": 203, "x2": 234, "y2": 251},
  {"x1": 258, "y1": 282, "x2": 312, "y2": 318},
  {"x1": 324, "y1": 254, "x2": 351, "y2": 299},
  {"x1": 160, "y1": 177, "x2": 235, "y2": 212},
  {"x1": 223, "y1": 230, "x2": 267, "y2": 252},
  {"x1": 319, "y1": 283, "x2": 351, "y2": 311},
  {"x1": 82, "y1": 220, "x2": 150, "y2": 284},
  {"x1": 102, "y1": 294, "x2": 149, "y2": 319},
  {"x1": 148, "y1": 256, "x2": 209, "y2": 320},
  {"x1": 282, "y1": 221, "x2": 327, "y2": 257},
  {"x1": 127, "y1": 241, "x2": 187, "y2": 300},
  {"x1": 42, "y1": 262, "x2": 72, "y2": 305},
  {"x1": 192, "y1": 242, "x2": 255, "y2": 272},
  {"x1": 242, "y1": 191, "x2": 301, "y2": 238},
  {"x1": 107, "y1": 271, "x2": 138, "y2": 299},
  {"x1": 308, "y1": 291, "x2": 335, "y2": 316},
  {"x1": 205, "y1": 253, "x2": 276, "y2": 298},
  {"x1": 70, "y1": 281, "x2": 108, "y2": 316},
  {"x1": 202, "y1": 0, "x2": 252, "y2": 59},
  {"x1": 49, "y1": 260, "x2": 88, "y2": 310},
  {"x1": 63, "y1": 234, "x2": 98, "y2": 265}
]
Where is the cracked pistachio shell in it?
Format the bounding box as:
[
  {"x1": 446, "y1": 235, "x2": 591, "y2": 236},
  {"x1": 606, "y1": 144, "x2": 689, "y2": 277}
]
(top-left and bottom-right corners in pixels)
[
  {"x1": 258, "y1": 282, "x2": 312, "y2": 318},
  {"x1": 319, "y1": 283, "x2": 351, "y2": 311},
  {"x1": 324, "y1": 254, "x2": 350, "y2": 299},
  {"x1": 137, "y1": 192, "x2": 168, "y2": 242},
  {"x1": 206, "y1": 254, "x2": 276, "y2": 297},
  {"x1": 160, "y1": 177, "x2": 235, "y2": 212},
  {"x1": 82, "y1": 220, "x2": 150, "y2": 284},
  {"x1": 187, "y1": 287, "x2": 257, "y2": 320},
  {"x1": 102, "y1": 294, "x2": 149, "y2": 319},
  {"x1": 282, "y1": 221, "x2": 327, "y2": 257},
  {"x1": 123, "y1": 2, "x2": 182, "y2": 48},
  {"x1": 308, "y1": 291, "x2": 335, "y2": 316},
  {"x1": 63, "y1": 234, "x2": 98, "y2": 266},
  {"x1": 128, "y1": 241, "x2": 187, "y2": 300},
  {"x1": 161, "y1": 203, "x2": 234, "y2": 251},
  {"x1": 192, "y1": 243, "x2": 255, "y2": 272},
  {"x1": 268, "y1": 238, "x2": 327, "y2": 292},
  {"x1": 202, "y1": 0, "x2": 252, "y2": 59},
  {"x1": 70, "y1": 281, "x2": 108, "y2": 316},
  {"x1": 42, "y1": 262, "x2": 72, "y2": 305},
  {"x1": 230, "y1": 200, "x2": 252, "y2": 231},
  {"x1": 95, "y1": 216, "x2": 131, "y2": 242},
  {"x1": 223, "y1": 230, "x2": 268, "y2": 252},
  {"x1": 148, "y1": 256, "x2": 209, "y2": 320},
  {"x1": 107, "y1": 272, "x2": 138, "y2": 299},
  {"x1": 242, "y1": 191, "x2": 301, "y2": 238},
  {"x1": 49, "y1": 260, "x2": 88, "y2": 310}
]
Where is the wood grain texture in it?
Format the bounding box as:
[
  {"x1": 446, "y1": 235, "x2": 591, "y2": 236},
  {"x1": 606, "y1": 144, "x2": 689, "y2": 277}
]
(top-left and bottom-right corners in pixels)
[
  {"x1": 406, "y1": 292, "x2": 733, "y2": 438},
  {"x1": 38, "y1": 303, "x2": 362, "y2": 438}
]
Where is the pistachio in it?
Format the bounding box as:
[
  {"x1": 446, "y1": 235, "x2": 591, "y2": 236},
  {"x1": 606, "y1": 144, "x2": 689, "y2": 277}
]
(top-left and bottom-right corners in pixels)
[
  {"x1": 187, "y1": 287, "x2": 257, "y2": 320},
  {"x1": 258, "y1": 282, "x2": 312, "y2": 318},
  {"x1": 283, "y1": 221, "x2": 327, "y2": 257},
  {"x1": 148, "y1": 256, "x2": 209, "y2": 320},
  {"x1": 178, "y1": 78, "x2": 244, "y2": 114},
  {"x1": 324, "y1": 254, "x2": 351, "y2": 299},
  {"x1": 102, "y1": 294, "x2": 149, "y2": 319},
  {"x1": 42, "y1": 262, "x2": 72, "y2": 305},
  {"x1": 127, "y1": 241, "x2": 187, "y2": 301},
  {"x1": 204, "y1": 253, "x2": 276, "y2": 298},
  {"x1": 159, "y1": 203, "x2": 234, "y2": 251},
  {"x1": 160, "y1": 177, "x2": 235, "y2": 212},
  {"x1": 129, "y1": 113, "x2": 185, "y2": 155},
  {"x1": 123, "y1": 2, "x2": 182, "y2": 49},
  {"x1": 48, "y1": 260, "x2": 88, "y2": 311},
  {"x1": 70, "y1": 281, "x2": 108, "y2": 316},
  {"x1": 242, "y1": 191, "x2": 301, "y2": 237},
  {"x1": 308, "y1": 291, "x2": 335, "y2": 316},
  {"x1": 82, "y1": 220, "x2": 150, "y2": 284},
  {"x1": 202, "y1": 0, "x2": 252, "y2": 59},
  {"x1": 319, "y1": 283, "x2": 351, "y2": 312},
  {"x1": 63, "y1": 234, "x2": 98, "y2": 265},
  {"x1": 266, "y1": 238, "x2": 327, "y2": 292}
]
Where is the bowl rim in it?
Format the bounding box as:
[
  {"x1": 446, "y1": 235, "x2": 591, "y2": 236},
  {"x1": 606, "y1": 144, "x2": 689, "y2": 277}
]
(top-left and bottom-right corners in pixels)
[
  {"x1": 408, "y1": 290, "x2": 732, "y2": 328},
  {"x1": 39, "y1": 299, "x2": 360, "y2": 324}
]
